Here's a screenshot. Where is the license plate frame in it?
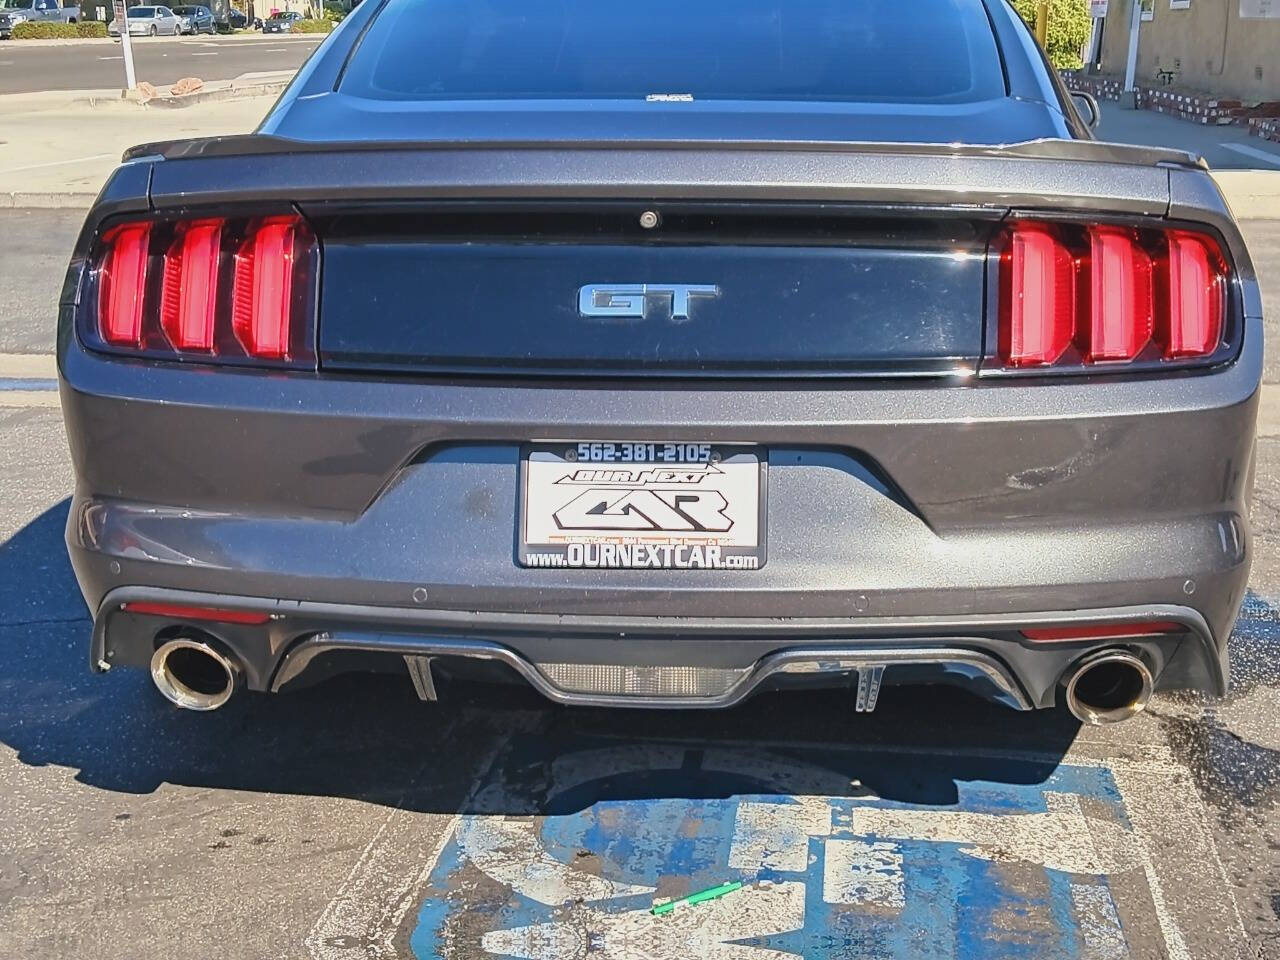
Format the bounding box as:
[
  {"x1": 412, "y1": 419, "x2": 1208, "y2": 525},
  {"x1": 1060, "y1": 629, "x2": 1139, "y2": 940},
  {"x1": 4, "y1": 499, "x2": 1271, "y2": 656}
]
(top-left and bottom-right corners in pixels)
[{"x1": 518, "y1": 442, "x2": 767, "y2": 570}]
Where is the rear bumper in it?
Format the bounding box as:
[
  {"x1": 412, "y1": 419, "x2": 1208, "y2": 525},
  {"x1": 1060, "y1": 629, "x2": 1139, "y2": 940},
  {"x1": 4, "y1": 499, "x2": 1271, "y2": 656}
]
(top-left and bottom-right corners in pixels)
[
  {"x1": 89, "y1": 585, "x2": 1223, "y2": 710},
  {"x1": 61, "y1": 318, "x2": 1261, "y2": 709}
]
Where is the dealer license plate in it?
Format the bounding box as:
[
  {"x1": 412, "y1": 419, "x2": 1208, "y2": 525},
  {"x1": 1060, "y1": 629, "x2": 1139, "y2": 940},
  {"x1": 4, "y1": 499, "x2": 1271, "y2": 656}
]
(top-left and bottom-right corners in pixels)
[{"x1": 519, "y1": 442, "x2": 766, "y2": 570}]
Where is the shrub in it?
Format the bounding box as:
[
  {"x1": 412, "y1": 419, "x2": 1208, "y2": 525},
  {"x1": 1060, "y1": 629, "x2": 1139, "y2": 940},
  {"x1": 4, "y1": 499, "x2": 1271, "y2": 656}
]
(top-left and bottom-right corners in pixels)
[
  {"x1": 1009, "y1": 0, "x2": 1093, "y2": 70},
  {"x1": 11, "y1": 20, "x2": 79, "y2": 38},
  {"x1": 75, "y1": 20, "x2": 107, "y2": 37},
  {"x1": 289, "y1": 17, "x2": 331, "y2": 31},
  {"x1": 321, "y1": 1, "x2": 346, "y2": 21}
]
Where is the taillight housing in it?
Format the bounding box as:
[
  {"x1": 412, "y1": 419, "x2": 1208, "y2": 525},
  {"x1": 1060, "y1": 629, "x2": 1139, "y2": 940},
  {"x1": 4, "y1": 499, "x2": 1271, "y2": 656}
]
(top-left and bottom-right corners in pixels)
[
  {"x1": 86, "y1": 213, "x2": 318, "y2": 368},
  {"x1": 995, "y1": 219, "x2": 1230, "y2": 371}
]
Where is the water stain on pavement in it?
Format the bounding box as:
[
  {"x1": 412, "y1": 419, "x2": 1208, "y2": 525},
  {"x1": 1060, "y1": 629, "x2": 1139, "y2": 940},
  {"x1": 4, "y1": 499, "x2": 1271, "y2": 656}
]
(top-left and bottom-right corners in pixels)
[{"x1": 1153, "y1": 591, "x2": 1280, "y2": 819}]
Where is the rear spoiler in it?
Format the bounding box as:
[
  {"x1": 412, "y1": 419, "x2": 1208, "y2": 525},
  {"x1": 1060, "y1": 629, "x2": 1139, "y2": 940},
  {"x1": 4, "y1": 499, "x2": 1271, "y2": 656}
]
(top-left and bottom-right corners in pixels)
[
  {"x1": 121, "y1": 134, "x2": 1207, "y2": 171},
  {"x1": 107, "y1": 135, "x2": 1223, "y2": 223}
]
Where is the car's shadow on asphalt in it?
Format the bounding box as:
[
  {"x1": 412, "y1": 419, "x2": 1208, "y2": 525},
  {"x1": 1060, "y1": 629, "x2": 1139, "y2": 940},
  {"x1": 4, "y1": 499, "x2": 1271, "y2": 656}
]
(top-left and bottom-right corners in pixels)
[{"x1": 0, "y1": 499, "x2": 1083, "y2": 817}]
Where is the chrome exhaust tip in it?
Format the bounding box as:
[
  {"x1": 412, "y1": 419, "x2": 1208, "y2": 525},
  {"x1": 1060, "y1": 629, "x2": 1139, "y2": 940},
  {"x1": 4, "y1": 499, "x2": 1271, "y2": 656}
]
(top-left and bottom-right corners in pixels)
[
  {"x1": 1063, "y1": 650, "x2": 1154, "y2": 725},
  {"x1": 150, "y1": 637, "x2": 242, "y2": 711}
]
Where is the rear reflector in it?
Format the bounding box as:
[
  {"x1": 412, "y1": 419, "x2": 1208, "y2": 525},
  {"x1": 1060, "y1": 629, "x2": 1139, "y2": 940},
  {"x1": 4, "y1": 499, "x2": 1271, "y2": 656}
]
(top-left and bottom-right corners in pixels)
[
  {"x1": 89, "y1": 213, "x2": 316, "y2": 367},
  {"x1": 98, "y1": 221, "x2": 152, "y2": 347},
  {"x1": 124, "y1": 601, "x2": 271, "y2": 625},
  {"x1": 997, "y1": 221, "x2": 1229, "y2": 370},
  {"x1": 1022, "y1": 621, "x2": 1182, "y2": 642}
]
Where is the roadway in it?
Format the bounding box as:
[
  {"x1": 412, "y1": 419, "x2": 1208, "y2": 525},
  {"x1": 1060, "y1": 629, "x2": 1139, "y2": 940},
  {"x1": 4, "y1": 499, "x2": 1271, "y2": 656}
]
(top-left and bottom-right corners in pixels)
[{"x1": 0, "y1": 32, "x2": 322, "y2": 94}]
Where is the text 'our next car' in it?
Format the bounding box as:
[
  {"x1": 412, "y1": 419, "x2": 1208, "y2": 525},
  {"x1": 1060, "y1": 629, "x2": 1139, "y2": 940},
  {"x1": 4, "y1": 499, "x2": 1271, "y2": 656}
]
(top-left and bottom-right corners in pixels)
[{"x1": 59, "y1": 0, "x2": 1261, "y2": 726}]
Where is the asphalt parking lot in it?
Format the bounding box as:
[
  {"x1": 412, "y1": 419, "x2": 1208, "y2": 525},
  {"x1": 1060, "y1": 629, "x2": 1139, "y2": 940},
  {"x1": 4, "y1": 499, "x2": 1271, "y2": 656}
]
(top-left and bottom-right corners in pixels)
[
  {"x1": 0, "y1": 209, "x2": 1276, "y2": 960},
  {"x1": 0, "y1": 34, "x2": 324, "y2": 94},
  {"x1": 1, "y1": 120, "x2": 1279, "y2": 956}
]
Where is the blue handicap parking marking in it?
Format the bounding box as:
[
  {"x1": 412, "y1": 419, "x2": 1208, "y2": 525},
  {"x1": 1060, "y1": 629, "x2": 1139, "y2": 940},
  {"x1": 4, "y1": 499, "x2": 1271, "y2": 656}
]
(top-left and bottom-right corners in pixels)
[{"x1": 410, "y1": 737, "x2": 1146, "y2": 959}]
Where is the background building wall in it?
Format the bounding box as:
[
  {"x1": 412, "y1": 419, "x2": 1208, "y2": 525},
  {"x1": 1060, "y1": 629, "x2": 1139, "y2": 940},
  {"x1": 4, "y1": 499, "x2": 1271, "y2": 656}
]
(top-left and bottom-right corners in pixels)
[{"x1": 1092, "y1": 0, "x2": 1279, "y2": 101}]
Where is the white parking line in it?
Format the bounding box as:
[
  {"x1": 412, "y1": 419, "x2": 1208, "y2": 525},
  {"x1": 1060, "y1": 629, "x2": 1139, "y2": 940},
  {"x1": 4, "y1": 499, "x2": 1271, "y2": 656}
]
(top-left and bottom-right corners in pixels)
[
  {"x1": 0, "y1": 391, "x2": 59, "y2": 409},
  {"x1": 4, "y1": 154, "x2": 113, "y2": 173},
  {"x1": 0, "y1": 355, "x2": 56, "y2": 379},
  {"x1": 1070, "y1": 883, "x2": 1129, "y2": 960},
  {"x1": 304, "y1": 712, "x2": 536, "y2": 960},
  {"x1": 1220, "y1": 142, "x2": 1280, "y2": 168},
  {"x1": 1253, "y1": 385, "x2": 1280, "y2": 439},
  {"x1": 191, "y1": 51, "x2": 217, "y2": 55},
  {"x1": 0, "y1": 354, "x2": 59, "y2": 408},
  {"x1": 98, "y1": 55, "x2": 123, "y2": 60}
]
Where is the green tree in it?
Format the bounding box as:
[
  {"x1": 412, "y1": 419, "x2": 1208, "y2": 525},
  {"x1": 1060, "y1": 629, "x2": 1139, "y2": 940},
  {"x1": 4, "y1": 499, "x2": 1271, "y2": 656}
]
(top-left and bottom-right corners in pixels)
[{"x1": 1010, "y1": 0, "x2": 1093, "y2": 70}]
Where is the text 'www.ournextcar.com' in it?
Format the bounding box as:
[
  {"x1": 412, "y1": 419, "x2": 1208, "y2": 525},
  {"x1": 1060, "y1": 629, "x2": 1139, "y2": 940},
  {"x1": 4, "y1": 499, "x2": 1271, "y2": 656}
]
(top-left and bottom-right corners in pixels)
[{"x1": 524, "y1": 543, "x2": 761, "y2": 569}]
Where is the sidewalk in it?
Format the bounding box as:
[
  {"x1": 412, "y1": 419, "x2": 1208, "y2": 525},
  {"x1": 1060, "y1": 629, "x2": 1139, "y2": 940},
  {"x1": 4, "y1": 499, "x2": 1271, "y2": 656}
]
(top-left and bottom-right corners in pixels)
[{"x1": 0, "y1": 89, "x2": 276, "y2": 207}]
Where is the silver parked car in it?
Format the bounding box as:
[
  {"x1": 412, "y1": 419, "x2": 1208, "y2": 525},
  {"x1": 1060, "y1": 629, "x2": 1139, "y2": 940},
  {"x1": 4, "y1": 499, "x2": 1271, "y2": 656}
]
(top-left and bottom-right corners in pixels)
[
  {"x1": 171, "y1": 3, "x2": 214, "y2": 33},
  {"x1": 108, "y1": 4, "x2": 179, "y2": 35}
]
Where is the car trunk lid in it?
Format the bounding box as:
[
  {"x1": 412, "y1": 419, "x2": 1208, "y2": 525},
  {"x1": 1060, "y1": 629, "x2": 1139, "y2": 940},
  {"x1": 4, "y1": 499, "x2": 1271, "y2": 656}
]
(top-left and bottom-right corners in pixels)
[{"x1": 310, "y1": 206, "x2": 993, "y2": 377}]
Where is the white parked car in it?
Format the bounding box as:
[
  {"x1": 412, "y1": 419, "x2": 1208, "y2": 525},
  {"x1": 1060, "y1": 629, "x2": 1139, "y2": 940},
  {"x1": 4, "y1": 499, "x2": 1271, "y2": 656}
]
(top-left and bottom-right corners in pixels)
[
  {"x1": 108, "y1": 4, "x2": 180, "y2": 35},
  {"x1": 0, "y1": 0, "x2": 79, "y2": 38}
]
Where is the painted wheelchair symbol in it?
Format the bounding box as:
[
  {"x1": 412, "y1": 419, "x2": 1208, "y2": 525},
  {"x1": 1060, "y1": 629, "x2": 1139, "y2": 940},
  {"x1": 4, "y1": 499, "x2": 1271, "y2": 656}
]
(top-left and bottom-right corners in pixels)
[{"x1": 411, "y1": 742, "x2": 1188, "y2": 960}]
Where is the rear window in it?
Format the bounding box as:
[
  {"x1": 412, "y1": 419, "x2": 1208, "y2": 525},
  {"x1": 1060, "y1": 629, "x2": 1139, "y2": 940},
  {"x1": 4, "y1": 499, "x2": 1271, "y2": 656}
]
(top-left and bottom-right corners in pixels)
[
  {"x1": 340, "y1": 0, "x2": 1007, "y2": 104},
  {"x1": 128, "y1": 7, "x2": 155, "y2": 15}
]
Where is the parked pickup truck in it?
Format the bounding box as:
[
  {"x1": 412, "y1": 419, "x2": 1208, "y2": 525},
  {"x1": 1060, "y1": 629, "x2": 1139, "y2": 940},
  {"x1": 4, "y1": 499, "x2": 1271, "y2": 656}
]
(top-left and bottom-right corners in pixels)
[{"x1": 0, "y1": 0, "x2": 79, "y2": 36}]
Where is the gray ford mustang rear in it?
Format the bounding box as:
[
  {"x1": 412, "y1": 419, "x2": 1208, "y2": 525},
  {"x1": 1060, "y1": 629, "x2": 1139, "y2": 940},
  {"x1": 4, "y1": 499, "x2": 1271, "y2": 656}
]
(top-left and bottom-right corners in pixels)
[{"x1": 59, "y1": 0, "x2": 1262, "y2": 724}]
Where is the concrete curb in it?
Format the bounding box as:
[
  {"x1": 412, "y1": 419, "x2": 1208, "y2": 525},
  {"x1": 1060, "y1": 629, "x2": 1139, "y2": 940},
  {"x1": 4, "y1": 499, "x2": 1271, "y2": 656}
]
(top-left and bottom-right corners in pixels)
[
  {"x1": 0, "y1": 191, "x2": 98, "y2": 209},
  {"x1": 0, "y1": 32, "x2": 319, "y2": 47},
  {"x1": 75, "y1": 77, "x2": 289, "y2": 109},
  {"x1": 0, "y1": 71, "x2": 291, "y2": 111},
  {"x1": 1213, "y1": 170, "x2": 1280, "y2": 220}
]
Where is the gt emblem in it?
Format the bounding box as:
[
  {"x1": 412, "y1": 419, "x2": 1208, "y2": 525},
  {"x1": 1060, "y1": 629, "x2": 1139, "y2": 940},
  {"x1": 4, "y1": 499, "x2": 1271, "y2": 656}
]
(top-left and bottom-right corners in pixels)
[{"x1": 577, "y1": 283, "x2": 721, "y2": 321}]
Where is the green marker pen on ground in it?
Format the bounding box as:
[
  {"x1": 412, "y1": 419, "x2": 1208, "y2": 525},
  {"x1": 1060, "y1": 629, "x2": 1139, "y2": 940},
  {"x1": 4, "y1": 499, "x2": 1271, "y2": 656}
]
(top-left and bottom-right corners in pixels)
[{"x1": 651, "y1": 880, "x2": 743, "y2": 916}]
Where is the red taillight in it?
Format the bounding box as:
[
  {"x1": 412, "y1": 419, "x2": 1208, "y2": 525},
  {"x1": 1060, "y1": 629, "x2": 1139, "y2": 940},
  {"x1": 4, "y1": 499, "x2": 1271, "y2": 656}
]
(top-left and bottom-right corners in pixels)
[
  {"x1": 997, "y1": 221, "x2": 1229, "y2": 370},
  {"x1": 1086, "y1": 227, "x2": 1153, "y2": 362},
  {"x1": 1022, "y1": 621, "x2": 1182, "y2": 642},
  {"x1": 89, "y1": 214, "x2": 315, "y2": 366},
  {"x1": 233, "y1": 217, "x2": 299, "y2": 360},
  {"x1": 98, "y1": 221, "x2": 152, "y2": 347},
  {"x1": 1160, "y1": 230, "x2": 1225, "y2": 359},
  {"x1": 124, "y1": 601, "x2": 271, "y2": 625},
  {"x1": 999, "y1": 225, "x2": 1075, "y2": 367},
  {"x1": 161, "y1": 219, "x2": 222, "y2": 352}
]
